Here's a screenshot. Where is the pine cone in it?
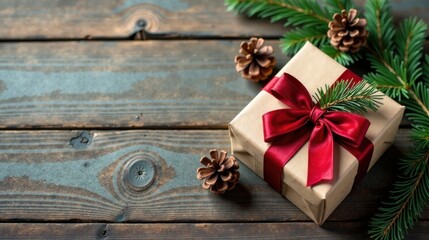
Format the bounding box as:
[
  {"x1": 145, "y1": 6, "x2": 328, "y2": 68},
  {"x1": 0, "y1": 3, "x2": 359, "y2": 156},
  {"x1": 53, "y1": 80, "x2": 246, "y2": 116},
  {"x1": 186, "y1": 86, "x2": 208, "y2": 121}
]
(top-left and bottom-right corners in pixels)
[
  {"x1": 196, "y1": 149, "x2": 240, "y2": 194},
  {"x1": 234, "y1": 37, "x2": 276, "y2": 82},
  {"x1": 327, "y1": 9, "x2": 368, "y2": 53}
]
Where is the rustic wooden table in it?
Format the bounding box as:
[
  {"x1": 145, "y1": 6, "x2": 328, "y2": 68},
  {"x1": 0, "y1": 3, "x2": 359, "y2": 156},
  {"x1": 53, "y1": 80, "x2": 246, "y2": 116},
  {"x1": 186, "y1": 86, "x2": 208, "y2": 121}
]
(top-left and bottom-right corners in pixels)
[{"x1": 0, "y1": 0, "x2": 427, "y2": 239}]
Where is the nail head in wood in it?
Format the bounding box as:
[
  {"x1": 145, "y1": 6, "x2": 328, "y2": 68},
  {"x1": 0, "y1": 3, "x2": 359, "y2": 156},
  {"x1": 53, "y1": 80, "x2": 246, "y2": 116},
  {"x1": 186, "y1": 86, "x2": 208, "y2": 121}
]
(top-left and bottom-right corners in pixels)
[
  {"x1": 124, "y1": 159, "x2": 155, "y2": 191},
  {"x1": 136, "y1": 19, "x2": 147, "y2": 28}
]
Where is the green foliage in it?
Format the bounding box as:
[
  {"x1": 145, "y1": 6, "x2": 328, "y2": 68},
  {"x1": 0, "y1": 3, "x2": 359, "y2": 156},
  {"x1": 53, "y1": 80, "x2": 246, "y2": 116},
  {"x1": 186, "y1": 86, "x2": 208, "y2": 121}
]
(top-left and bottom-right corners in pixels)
[
  {"x1": 410, "y1": 126, "x2": 429, "y2": 150},
  {"x1": 280, "y1": 27, "x2": 328, "y2": 55},
  {"x1": 225, "y1": 0, "x2": 429, "y2": 238},
  {"x1": 313, "y1": 80, "x2": 382, "y2": 113},
  {"x1": 368, "y1": 144, "x2": 429, "y2": 240},
  {"x1": 321, "y1": 45, "x2": 363, "y2": 66},
  {"x1": 364, "y1": 0, "x2": 396, "y2": 54},
  {"x1": 405, "y1": 82, "x2": 429, "y2": 130},
  {"x1": 423, "y1": 55, "x2": 429, "y2": 84},
  {"x1": 225, "y1": 0, "x2": 362, "y2": 66},
  {"x1": 324, "y1": 0, "x2": 355, "y2": 12},
  {"x1": 225, "y1": 0, "x2": 331, "y2": 27},
  {"x1": 363, "y1": 0, "x2": 429, "y2": 239},
  {"x1": 395, "y1": 17, "x2": 427, "y2": 85},
  {"x1": 365, "y1": 51, "x2": 408, "y2": 100}
]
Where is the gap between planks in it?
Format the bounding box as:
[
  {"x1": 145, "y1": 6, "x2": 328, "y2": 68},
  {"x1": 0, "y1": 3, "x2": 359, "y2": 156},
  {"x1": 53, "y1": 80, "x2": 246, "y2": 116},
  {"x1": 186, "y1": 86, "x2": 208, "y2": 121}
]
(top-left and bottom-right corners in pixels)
[{"x1": 0, "y1": 221, "x2": 428, "y2": 239}]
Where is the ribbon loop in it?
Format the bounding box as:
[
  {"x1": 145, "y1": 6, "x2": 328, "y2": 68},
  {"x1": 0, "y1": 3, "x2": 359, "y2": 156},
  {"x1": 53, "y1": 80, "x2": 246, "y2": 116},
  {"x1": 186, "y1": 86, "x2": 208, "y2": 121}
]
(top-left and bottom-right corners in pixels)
[{"x1": 262, "y1": 72, "x2": 374, "y2": 191}]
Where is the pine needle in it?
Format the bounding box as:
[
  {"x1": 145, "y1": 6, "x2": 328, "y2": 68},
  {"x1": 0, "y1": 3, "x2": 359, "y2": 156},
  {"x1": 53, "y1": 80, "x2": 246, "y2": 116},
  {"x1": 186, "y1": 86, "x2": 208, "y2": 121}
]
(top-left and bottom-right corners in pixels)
[
  {"x1": 422, "y1": 55, "x2": 429, "y2": 85},
  {"x1": 321, "y1": 45, "x2": 363, "y2": 66},
  {"x1": 225, "y1": 0, "x2": 331, "y2": 27},
  {"x1": 364, "y1": 1, "x2": 429, "y2": 239},
  {"x1": 280, "y1": 27, "x2": 329, "y2": 55},
  {"x1": 324, "y1": 0, "x2": 355, "y2": 12},
  {"x1": 396, "y1": 17, "x2": 427, "y2": 85},
  {"x1": 313, "y1": 80, "x2": 382, "y2": 113},
  {"x1": 368, "y1": 145, "x2": 429, "y2": 240},
  {"x1": 364, "y1": 0, "x2": 396, "y2": 55}
]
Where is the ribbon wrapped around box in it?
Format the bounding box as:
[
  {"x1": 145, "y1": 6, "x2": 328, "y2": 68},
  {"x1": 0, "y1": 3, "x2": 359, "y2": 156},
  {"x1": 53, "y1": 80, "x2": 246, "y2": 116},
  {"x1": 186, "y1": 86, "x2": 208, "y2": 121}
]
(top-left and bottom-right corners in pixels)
[{"x1": 228, "y1": 42, "x2": 405, "y2": 225}]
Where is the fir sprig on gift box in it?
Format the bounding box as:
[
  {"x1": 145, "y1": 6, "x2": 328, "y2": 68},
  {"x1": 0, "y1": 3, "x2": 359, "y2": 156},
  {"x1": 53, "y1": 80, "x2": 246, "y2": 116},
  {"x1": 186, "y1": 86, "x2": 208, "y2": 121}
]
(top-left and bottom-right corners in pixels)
[
  {"x1": 225, "y1": 0, "x2": 429, "y2": 239},
  {"x1": 314, "y1": 80, "x2": 382, "y2": 114}
]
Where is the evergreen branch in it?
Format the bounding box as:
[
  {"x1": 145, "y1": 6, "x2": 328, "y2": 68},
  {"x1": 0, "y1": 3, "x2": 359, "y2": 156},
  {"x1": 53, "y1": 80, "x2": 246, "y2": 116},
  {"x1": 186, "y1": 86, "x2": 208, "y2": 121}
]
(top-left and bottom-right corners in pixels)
[
  {"x1": 366, "y1": 37, "x2": 429, "y2": 240},
  {"x1": 406, "y1": 82, "x2": 429, "y2": 129},
  {"x1": 223, "y1": 0, "x2": 429, "y2": 238},
  {"x1": 324, "y1": 0, "x2": 355, "y2": 13},
  {"x1": 410, "y1": 127, "x2": 429, "y2": 150},
  {"x1": 365, "y1": 50, "x2": 409, "y2": 99},
  {"x1": 423, "y1": 55, "x2": 429, "y2": 85},
  {"x1": 280, "y1": 28, "x2": 329, "y2": 55},
  {"x1": 225, "y1": 0, "x2": 331, "y2": 27},
  {"x1": 364, "y1": 0, "x2": 395, "y2": 55},
  {"x1": 396, "y1": 17, "x2": 427, "y2": 85},
  {"x1": 364, "y1": 1, "x2": 429, "y2": 238},
  {"x1": 321, "y1": 44, "x2": 362, "y2": 66},
  {"x1": 368, "y1": 145, "x2": 429, "y2": 240},
  {"x1": 313, "y1": 80, "x2": 382, "y2": 113}
]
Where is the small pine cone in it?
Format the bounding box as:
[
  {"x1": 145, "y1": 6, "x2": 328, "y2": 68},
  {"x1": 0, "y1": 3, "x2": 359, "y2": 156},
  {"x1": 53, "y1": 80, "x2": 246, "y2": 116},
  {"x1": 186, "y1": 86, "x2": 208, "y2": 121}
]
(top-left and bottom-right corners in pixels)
[
  {"x1": 196, "y1": 149, "x2": 240, "y2": 194},
  {"x1": 327, "y1": 9, "x2": 368, "y2": 53},
  {"x1": 234, "y1": 37, "x2": 276, "y2": 82}
]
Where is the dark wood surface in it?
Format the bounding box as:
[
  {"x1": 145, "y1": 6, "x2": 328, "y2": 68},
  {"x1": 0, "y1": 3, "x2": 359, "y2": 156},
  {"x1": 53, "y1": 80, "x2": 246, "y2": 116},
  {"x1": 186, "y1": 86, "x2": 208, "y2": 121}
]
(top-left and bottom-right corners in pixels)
[
  {"x1": 0, "y1": 0, "x2": 427, "y2": 239},
  {"x1": 0, "y1": 222, "x2": 428, "y2": 239}
]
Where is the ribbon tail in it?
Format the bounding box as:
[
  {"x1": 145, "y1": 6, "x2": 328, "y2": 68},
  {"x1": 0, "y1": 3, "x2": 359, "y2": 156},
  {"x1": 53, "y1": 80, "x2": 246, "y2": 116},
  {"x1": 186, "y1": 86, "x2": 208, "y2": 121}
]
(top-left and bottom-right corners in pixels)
[
  {"x1": 307, "y1": 122, "x2": 334, "y2": 186},
  {"x1": 264, "y1": 127, "x2": 311, "y2": 192}
]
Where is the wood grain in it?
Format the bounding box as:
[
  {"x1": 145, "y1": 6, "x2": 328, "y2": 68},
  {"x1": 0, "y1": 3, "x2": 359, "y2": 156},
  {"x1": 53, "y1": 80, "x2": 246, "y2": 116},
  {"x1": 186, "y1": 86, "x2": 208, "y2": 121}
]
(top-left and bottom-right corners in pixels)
[
  {"x1": 0, "y1": 0, "x2": 427, "y2": 39},
  {"x1": 0, "y1": 221, "x2": 428, "y2": 239},
  {"x1": 0, "y1": 128, "x2": 425, "y2": 222},
  {"x1": 0, "y1": 40, "x2": 289, "y2": 129},
  {"x1": 0, "y1": 40, "x2": 414, "y2": 129},
  {"x1": 0, "y1": 0, "x2": 285, "y2": 39}
]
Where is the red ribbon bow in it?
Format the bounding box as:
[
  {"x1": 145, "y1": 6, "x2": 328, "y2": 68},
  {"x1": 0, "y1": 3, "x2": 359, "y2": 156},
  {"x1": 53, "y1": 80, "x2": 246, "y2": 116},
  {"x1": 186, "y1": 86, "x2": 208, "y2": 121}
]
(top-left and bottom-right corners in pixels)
[{"x1": 262, "y1": 72, "x2": 373, "y2": 192}]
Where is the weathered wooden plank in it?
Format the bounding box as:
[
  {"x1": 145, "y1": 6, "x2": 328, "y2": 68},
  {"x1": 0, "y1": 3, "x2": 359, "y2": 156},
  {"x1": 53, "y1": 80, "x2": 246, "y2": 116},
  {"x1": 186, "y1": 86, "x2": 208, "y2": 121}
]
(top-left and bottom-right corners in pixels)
[
  {"x1": 0, "y1": 128, "x2": 425, "y2": 222},
  {"x1": 0, "y1": 221, "x2": 428, "y2": 239},
  {"x1": 0, "y1": 40, "x2": 289, "y2": 129},
  {"x1": 0, "y1": 0, "x2": 285, "y2": 39},
  {"x1": 0, "y1": 40, "x2": 414, "y2": 129},
  {"x1": 0, "y1": 0, "x2": 426, "y2": 39}
]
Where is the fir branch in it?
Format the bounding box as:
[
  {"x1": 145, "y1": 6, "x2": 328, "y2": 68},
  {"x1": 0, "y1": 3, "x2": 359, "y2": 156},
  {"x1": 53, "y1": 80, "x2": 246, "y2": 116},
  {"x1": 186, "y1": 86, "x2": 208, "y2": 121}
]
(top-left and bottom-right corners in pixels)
[
  {"x1": 365, "y1": 50, "x2": 409, "y2": 99},
  {"x1": 368, "y1": 145, "x2": 429, "y2": 240},
  {"x1": 364, "y1": 1, "x2": 429, "y2": 239},
  {"x1": 364, "y1": 0, "x2": 395, "y2": 55},
  {"x1": 423, "y1": 55, "x2": 429, "y2": 85},
  {"x1": 321, "y1": 45, "x2": 362, "y2": 66},
  {"x1": 280, "y1": 28, "x2": 329, "y2": 55},
  {"x1": 313, "y1": 80, "x2": 382, "y2": 113},
  {"x1": 324, "y1": 0, "x2": 355, "y2": 13},
  {"x1": 410, "y1": 127, "x2": 429, "y2": 150},
  {"x1": 225, "y1": 0, "x2": 331, "y2": 27},
  {"x1": 396, "y1": 17, "x2": 427, "y2": 85},
  {"x1": 224, "y1": 1, "x2": 429, "y2": 238},
  {"x1": 405, "y1": 82, "x2": 429, "y2": 130}
]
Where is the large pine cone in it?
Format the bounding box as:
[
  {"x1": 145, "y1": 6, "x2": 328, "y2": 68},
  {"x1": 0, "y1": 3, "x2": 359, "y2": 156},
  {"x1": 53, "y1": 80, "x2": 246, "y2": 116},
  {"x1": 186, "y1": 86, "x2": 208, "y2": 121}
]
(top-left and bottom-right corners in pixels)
[
  {"x1": 196, "y1": 149, "x2": 239, "y2": 194},
  {"x1": 234, "y1": 37, "x2": 276, "y2": 82},
  {"x1": 327, "y1": 9, "x2": 368, "y2": 53}
]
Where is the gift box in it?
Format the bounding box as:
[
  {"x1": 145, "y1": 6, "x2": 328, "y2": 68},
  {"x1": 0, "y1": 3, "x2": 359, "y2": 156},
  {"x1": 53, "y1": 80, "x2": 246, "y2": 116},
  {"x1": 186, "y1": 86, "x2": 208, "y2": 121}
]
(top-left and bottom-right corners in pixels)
[{"x1": 229, "y1": 42, "x2": 405, "y2": 225}]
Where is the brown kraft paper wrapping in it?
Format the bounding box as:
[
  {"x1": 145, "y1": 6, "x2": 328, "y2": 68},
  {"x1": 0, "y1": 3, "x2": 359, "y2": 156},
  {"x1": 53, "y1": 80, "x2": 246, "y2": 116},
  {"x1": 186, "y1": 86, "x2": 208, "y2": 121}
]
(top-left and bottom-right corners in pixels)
[{"x1": 228, "y1": 42, "x2": 405, "y2": 225}]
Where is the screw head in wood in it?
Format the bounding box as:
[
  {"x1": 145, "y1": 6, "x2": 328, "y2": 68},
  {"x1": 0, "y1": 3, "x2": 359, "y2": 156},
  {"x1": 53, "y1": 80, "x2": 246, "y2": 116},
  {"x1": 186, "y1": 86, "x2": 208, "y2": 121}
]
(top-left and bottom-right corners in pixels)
[{"x1": 124, "y1": 159, "x2": 155, "y2": 191}]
